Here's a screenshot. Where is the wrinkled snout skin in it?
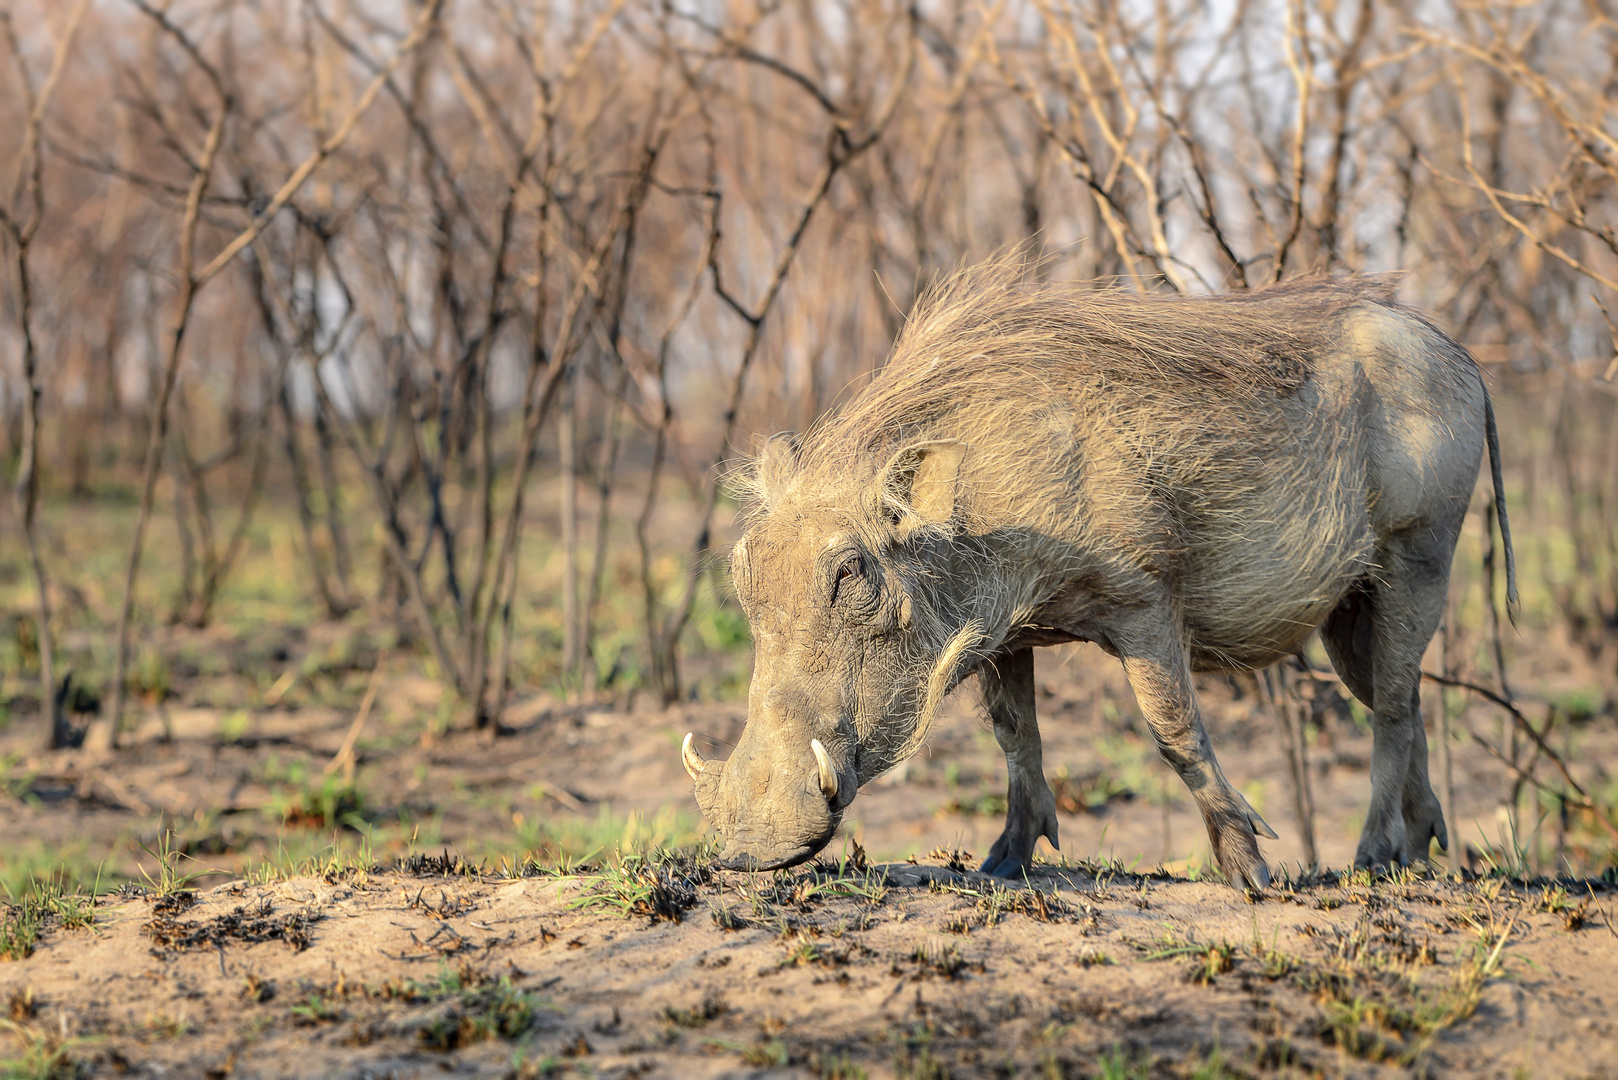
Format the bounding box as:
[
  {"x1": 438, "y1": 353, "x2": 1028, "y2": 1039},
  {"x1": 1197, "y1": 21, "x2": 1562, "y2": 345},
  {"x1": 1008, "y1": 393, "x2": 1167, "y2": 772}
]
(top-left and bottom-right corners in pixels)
[{"x1": 692, "y1": 724, "x2": 843, "y2": 870}]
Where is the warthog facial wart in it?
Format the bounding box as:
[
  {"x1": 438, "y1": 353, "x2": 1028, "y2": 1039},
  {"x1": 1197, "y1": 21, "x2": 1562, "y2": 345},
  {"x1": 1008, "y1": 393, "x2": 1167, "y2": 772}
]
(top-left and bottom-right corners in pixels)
[{"x1": 683, "y1": 257, "x2": 1517, "y2": 892}]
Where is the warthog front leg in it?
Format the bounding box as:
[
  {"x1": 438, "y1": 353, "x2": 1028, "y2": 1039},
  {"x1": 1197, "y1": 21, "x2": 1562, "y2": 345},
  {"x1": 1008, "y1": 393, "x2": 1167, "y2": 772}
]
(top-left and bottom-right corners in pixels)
[
  {"x1": 979, "y1": 648, "x2": 1060, "y2": 878},
  {"x1": 1115, "y1": 605, "x2": 1277, "y2": 893}
]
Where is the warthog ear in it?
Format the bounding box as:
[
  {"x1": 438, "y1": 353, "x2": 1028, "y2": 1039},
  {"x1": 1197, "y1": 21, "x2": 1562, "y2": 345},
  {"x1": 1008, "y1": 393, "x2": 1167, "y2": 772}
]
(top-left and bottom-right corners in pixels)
[
  {"x1": 879, "y1": 439, "x2": 967, "y2": 527},
  {"x1": 754, "y1": 433, "x2": 801, "y2": 506}
]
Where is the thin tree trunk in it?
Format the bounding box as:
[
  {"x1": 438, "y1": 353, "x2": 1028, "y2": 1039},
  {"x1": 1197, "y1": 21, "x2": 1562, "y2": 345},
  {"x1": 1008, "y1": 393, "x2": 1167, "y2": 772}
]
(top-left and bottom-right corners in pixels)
[
  {"x1": 11, "y1": 248, "x2": 62, "y2": 748},
  {"x1": 100, "y1": 101, "x2": 229, "y2": 750},
  {"x1": 188, "y1": 409, "x2": 272, "y2": 626},
  {"x1": 582, "y1": 371, "x2": 630, "y2": 696},
  {"x1": 560, "y1": 371, "x2": 580, "y2": 684},
  {"x1": 314, "y1": 404, "x2": 355, "y2": 602},
  {"x1": 169, "y1": 450, "x2": 198, "y2": 619},
  {"x1": 1439, "y1": 597, "x2": 1460, "y2": 871},
  {"x1": 2, "y1": 0, "x2": 92, "y2": 751},
  {"x1": 1263, "y1": 665, "x2": 1317, "y2": 869},
  {"x1": 282, "y1": 385, "x2": 349, "y2": 618}
]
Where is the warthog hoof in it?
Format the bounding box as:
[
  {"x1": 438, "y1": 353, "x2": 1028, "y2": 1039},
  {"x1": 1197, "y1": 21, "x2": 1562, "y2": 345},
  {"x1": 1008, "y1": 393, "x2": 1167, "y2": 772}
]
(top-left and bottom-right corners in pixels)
[
  {"x1": 1208, "y1": 808, "x2": 1273, "y2": 895},
  {"x1": 1355, "y1": 783, "x2": 1448, "y2": 872},
  {"x1": 979, "y1": 804, "x2": 1060, "y2": 879}
]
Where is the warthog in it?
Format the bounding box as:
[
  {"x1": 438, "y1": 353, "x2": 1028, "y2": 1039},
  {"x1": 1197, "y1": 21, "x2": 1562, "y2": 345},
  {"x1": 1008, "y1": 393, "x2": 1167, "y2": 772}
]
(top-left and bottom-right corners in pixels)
[{"x1": 681, "y1": 262, "x2": 1516, "y2": 891}]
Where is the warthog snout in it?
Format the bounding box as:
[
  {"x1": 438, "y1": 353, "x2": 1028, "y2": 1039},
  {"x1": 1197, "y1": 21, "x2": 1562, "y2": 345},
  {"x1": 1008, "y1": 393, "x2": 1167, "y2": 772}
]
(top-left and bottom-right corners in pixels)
[{"x1": 681, "y1": 725, "x2": 851, "y2": 871}]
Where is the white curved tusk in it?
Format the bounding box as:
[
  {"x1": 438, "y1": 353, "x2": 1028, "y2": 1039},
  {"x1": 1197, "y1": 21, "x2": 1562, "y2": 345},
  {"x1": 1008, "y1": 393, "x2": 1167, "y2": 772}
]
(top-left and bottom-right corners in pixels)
[
  {"x1": 810, "y1": 738, "x2": 839, "y2": 800},
  {"x1": 681, "y1": 732, "x2": 708, "y2": 780}
]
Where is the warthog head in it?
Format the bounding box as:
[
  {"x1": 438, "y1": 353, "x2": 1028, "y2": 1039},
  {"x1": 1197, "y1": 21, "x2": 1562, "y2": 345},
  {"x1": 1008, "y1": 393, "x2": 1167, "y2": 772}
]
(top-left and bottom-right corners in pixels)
[{"x1": 683, "y1": 434, "x2": 985, "y2": 870}]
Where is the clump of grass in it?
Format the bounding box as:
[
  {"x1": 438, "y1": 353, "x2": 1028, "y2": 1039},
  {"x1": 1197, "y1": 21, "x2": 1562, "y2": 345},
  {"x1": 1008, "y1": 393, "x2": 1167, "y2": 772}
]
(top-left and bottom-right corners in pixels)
[
  {"x1": 710, "y1": 904, "x2": 748, "y2": 931},
  {"x1": 0, "y1": 1021, "x2": 87, "y2": 1080},
  {"x1": 662, "y1": 995, "x2": 727, "y2": 1028},
  {"x1": 288, "y1": 990, "x2": 344, "y2": 1027},
  {"x1": 907, "y1": 940, "x2": 967, "y2": 979},
  {"x1": 137, "y1": 833, "x2": 209, "y2": 896},
  {"x1": 570, "y1": 846, "x2": 717, "y2": 924},
  {"x1": 0, "y1": 908, "x2": 40, "y2": 963},
  {"x1": 1188, "y1": 940, "x2": 1235, "y2": 985},
  {"x1": 0, "y1": 871, "x2": 104, "y2": 961},
  {"x1": 1250, "y1": 921, "x2": 1298, "y2": 979},
  {"x1": 928, "y1": 876, "x2": 1070, "y2": 925},
  {"x1": 704, "y1": 1037, "x2": 789, "y2": 1068},
  {"x1": 890, "y1": 1036, "x2": 947, "y2": 1080},
  {"x1": 0, "y1": 846, "x2": 106, "y2": 907},
  {"x1": 808, "y1": 1051, "x2": 869, "y2": 1080},
  {"x1": 1299, "y1": 906, "x2": 1521, "y2": 1065},
  {"x1": 1132, "y1": 926, "x2": 1235, "y2": 985},
  {"x1": 1075, "y1": 946, "x2": 1113, "y2": 968},
  {"x1": 1536, "y1": 884, "x2": 1594, "y2": 930},
  {"x1": 780, "y1": 932, "x2": 825, "y2": 968},
  {"x1": 505, "y1": 805, "x2": 706, "y2": 875},
  {"x1": 263, "y1": 760, "x2": 366, "y2": 831},
  {"x1": 1096, "y1": 1043, "x2": 1150, "y2": 1080},
  {"x1": 140, "y1": 1010, "x2": 189, "y2": 1040},
  {"x1": 788, "y1": 863, "x2": 889, "y2": 906},
  {"x1": 924, "y1": 846, "x2": 974, "y2": 872},
  {"x1": 1047, "y1": 765, "x2": 1135, "y2": 814},
  {"x1": 241, "y1": 976, "x2": 274, "y2": 1004},
  {"x1": 417, "y1": 978, "x2": 544, "y2": 1050},
  {"x1": 1189, "y1": 1044, "x2": 1237, "y2": 1080},
  {"x1": 399, "y1": 963, "x2": 556, "y2": 1051}
]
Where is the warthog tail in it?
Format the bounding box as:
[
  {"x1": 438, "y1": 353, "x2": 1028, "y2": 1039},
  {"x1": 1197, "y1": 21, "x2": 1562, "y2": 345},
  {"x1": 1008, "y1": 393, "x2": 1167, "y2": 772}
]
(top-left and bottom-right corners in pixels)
[{"x1": 1483, "y1": 388, "x2": 1520, "y2": 624}]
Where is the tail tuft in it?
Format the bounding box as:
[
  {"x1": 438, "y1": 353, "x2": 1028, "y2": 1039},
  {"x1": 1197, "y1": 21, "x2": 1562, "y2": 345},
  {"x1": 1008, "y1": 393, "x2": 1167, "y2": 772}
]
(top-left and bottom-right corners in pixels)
[{"x1": 1483, "y1": 392, "x2": 1519, "y2": 625}]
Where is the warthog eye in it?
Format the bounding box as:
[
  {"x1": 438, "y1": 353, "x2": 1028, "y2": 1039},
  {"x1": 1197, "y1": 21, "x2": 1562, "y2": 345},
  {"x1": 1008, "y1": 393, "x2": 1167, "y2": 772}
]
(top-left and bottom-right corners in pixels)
[{"x1": 831, "y1": 555, "x2": 862, "y2": 603}]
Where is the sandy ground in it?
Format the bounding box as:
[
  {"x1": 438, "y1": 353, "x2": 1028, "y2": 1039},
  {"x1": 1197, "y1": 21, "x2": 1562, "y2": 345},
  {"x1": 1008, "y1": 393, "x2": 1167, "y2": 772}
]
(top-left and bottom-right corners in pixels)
[{"x1": 4, "y1": 855, "x2": 1617, "y2": 1078}]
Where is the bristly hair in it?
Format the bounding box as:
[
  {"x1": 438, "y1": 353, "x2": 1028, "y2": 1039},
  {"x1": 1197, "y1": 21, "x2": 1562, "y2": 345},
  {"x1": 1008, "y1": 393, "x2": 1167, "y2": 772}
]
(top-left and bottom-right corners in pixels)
[{"x1": 791, "y1": 254, "x2": 1400, "y2": 475}]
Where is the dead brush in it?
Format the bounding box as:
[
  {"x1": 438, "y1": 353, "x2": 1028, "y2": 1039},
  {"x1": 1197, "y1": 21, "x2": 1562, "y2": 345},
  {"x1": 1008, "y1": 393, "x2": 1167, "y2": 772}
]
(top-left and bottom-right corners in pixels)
[
  {"x1": 925, "y1": 847, "x2": 973, "y2": 873},
  {"x1": 143, "y1": 894, "x2": 319, "y2": 953},
  {"x1": 397, "y1": 849, "x2": 480, "y2": 879}
]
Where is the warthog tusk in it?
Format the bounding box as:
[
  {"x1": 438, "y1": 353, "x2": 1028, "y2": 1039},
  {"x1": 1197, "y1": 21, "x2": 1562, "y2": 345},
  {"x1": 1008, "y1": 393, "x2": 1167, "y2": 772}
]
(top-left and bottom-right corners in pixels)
[
  {"x1": 681, "y1": 732, "x2": 707, "y2": 780},
  {"x1": 810, "y1": 738, "x2": 838, "y2": 800}
]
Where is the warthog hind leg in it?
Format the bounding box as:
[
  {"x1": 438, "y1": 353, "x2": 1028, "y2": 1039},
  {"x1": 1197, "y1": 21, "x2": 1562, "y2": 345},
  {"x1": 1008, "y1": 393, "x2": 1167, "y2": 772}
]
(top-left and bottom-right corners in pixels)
[
  {"x1": 1116, "y1": 603, "x2": 1276, "y2": 893},
  {"x1": 979, "y1": 648, "x2": 1060, "y2": 879},
  {"x1": 1326, "y1": 550, "x2": 1452, "y2": 871}
]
